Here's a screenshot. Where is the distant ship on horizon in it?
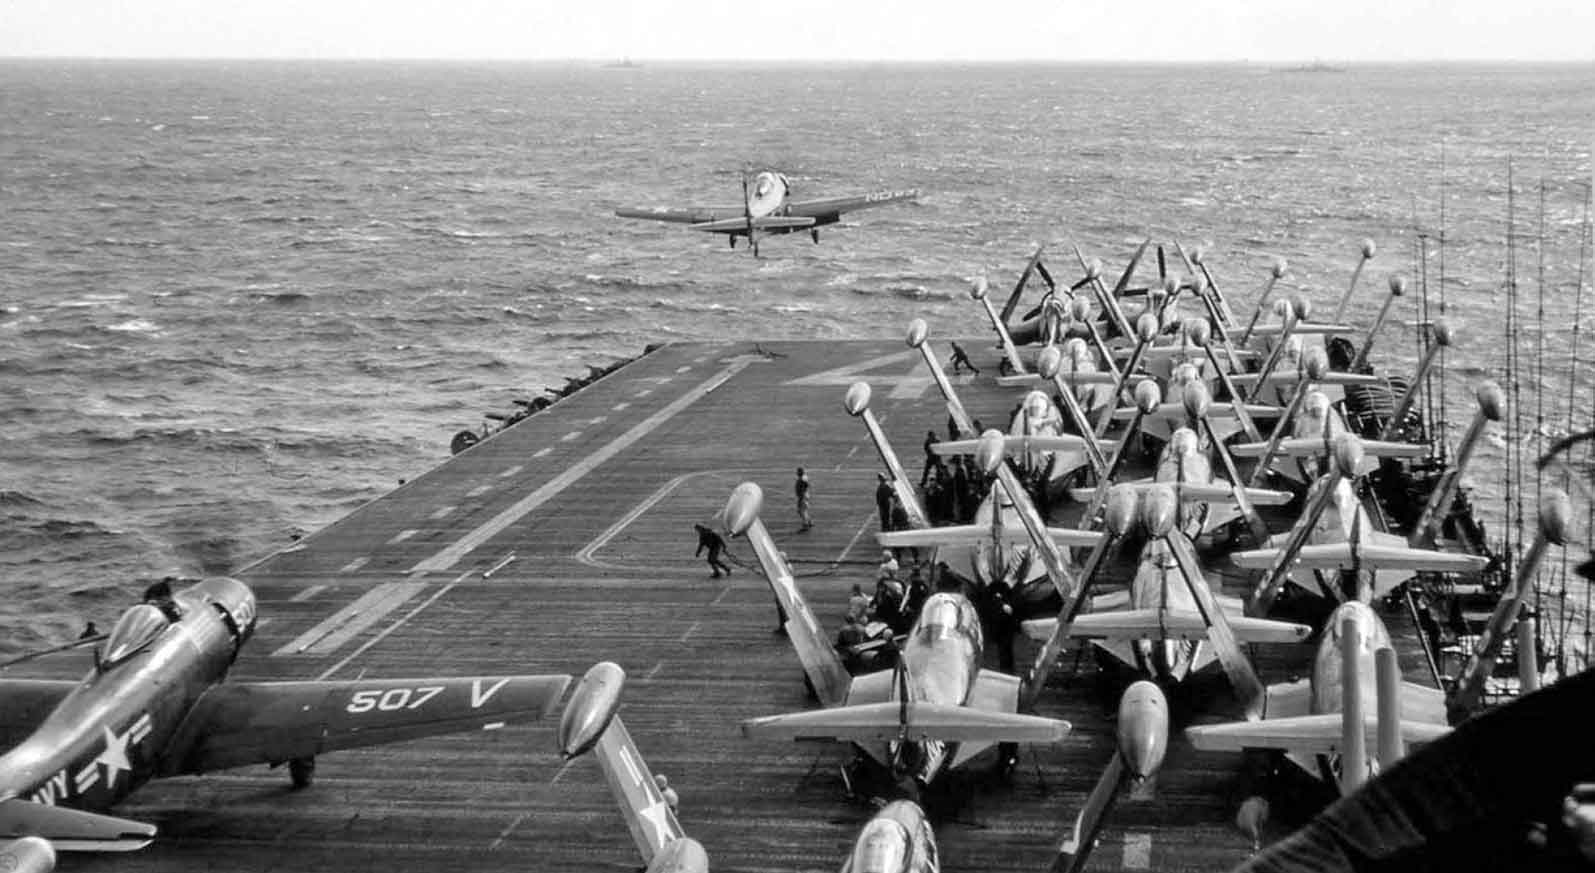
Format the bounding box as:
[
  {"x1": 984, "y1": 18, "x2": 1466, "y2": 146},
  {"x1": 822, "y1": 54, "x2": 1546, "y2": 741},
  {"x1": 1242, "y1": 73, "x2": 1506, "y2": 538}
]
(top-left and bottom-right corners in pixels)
[
  {"x1": 603, "y1": 57, "x2": 643, "y2": 69},
  {"x1": 1279, "y1": 59, "x2": 1347, "y2": 73}
]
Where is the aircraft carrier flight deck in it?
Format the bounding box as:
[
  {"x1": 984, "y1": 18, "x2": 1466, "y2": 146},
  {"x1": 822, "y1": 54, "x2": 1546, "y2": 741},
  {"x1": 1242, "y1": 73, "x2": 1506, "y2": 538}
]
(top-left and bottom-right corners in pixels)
[{"x1": 5, "y1": 339, "x2": 1440, "y2": 873}]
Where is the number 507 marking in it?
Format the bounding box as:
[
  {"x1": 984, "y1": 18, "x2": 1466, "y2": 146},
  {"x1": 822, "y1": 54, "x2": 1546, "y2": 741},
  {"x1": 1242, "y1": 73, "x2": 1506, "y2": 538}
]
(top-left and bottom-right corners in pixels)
[{"x1": 346, "y1": 685, "x2": 445, "y2": 714}]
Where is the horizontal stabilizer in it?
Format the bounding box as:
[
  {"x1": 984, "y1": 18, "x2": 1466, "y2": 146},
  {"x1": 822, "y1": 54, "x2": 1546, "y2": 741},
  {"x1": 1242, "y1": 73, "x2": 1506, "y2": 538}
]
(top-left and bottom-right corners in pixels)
[
  {"x1": 1061, "y1": 609, "x2": 1310, "y2": 644},
  {"x1": 690, "y1": 215, "x2": 815, "y2": 232},
  {"x1": 1071, "y1": 482, "x2": 1293, "y2": 506},
  {"x1": 0, "y1": 798, "x2": 154, "y2": 852},
  {"x1": 741, "y1": 701, "x2": 1069, "y2": 745},
  {"x1": 929, "y1": 434, "x2": 1115, "y2": 457},
  {"x1": 995, "y1": 371, "x2": 1119, "y2": 389},
  {"x1": 1229, "y1": 437, "x2": 1427, "y2": 459},
  {"x1": 1116, "y1": 402, "x2": 1280, "y2": 422},
  {"x1": 877, "y1": 524, "x2": 1101, "y2": 549},
  {"x1": 1228, "y1": 370, "x2": 1380, "y2": 387},
  {"x1": 1229, "y1": 322, "x2": 1356, "y2": 338},
  {"x1": 1185, "y1": 714, "x2": 1448, "y2": 756},
  {"x1": 1230, "y1": 542, "x2": 1487, "y2": 573}
]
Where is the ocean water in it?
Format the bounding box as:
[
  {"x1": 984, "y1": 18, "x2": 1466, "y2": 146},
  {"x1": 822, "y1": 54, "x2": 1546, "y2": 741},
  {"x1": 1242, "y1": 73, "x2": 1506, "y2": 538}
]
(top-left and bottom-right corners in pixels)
[{"x1": 2, "y1": 60, "x2": 1593, "y2": 653}]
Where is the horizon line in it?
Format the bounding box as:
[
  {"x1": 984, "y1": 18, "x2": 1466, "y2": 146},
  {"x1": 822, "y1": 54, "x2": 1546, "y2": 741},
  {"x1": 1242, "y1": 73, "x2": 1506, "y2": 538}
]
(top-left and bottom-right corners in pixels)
[{"x1": 3, "y1": 55, "x2": 1595, "y2": 65}]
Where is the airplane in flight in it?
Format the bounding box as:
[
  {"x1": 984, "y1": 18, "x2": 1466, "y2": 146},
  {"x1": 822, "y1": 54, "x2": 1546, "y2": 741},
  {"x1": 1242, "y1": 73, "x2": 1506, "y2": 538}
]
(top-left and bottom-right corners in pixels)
[
  {"x1": 0, "y1": 577, "x2": 571, "y2": 850},
  {"x1": 614, "y1": 170, "x2": 918, "y2": 256},
  {"x1": 723, "y1": 482, "x2": 1070, "y2": 797},
  {"x1": 560, "y1": 661, "x2": 947, "y2": 873}
]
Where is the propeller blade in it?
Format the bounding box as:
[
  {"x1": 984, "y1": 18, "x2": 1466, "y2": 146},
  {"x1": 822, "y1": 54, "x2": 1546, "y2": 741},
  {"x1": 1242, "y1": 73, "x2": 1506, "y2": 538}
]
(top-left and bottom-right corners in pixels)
[
  {"x1": 1111, "y1": 238, "x2": 1151, "y2": 297},
  {"x1": 1156, "y1": 245, "x2": 1167, "y2": 282}
]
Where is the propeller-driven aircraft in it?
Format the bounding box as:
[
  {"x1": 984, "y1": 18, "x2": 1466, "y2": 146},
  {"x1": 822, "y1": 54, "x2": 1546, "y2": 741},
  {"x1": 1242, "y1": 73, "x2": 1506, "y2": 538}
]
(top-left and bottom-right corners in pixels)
[
  {"x1": 723, "y1": 482, "x2": 1069, "y2": 796},
  {"x1": 0, "y1": 578, "x2": 571, "y2": 850},
  {"x1": 615, "y1": 171, "x2": 918, "y2": 256},
  {"x1": 1184, "y1": 600, "x2": 1450, "y2": 795}
]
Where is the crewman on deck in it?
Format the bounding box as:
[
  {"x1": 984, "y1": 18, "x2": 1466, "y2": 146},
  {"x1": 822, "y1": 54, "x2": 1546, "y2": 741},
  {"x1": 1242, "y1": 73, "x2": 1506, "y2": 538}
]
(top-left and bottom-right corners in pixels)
[
  {"x1": 795, "y1": 467, "x2": 813, "y2": 531},
  {"x1": 655, "y1": 774, "x2": 679, "y2": 812},
  {"x1": 847, "y1": 583, "x2": 872, "y2": 624},
  {"x1": 79, "y1": 621, "x2": 99, "y2": 640},
  {"x1": 949, "y1": 341, "x2": 980, "y2": 374},
  {"x1": 694, "y1": 524, "x2": 733, "y2": 578},
  {"x1": 920, "y1": 430, "x2": 945, "y2": 486},
  {"x1": 874, "y1": 473, "x2": 893, "y2": 529}
]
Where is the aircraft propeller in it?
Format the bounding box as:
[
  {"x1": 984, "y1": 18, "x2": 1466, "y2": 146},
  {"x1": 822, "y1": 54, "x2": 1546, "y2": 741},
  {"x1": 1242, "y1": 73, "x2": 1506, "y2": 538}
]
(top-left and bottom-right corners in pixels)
[{"x1": 740, "y1": 170, "x2": 759, "y2": 257}]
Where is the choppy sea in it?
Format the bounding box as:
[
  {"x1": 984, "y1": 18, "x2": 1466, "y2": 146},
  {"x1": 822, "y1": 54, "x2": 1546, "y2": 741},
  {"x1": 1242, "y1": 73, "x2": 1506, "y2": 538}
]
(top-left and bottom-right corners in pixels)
[{"x1": 3, "y1": 60, "x2": 1593, "y2": 653}]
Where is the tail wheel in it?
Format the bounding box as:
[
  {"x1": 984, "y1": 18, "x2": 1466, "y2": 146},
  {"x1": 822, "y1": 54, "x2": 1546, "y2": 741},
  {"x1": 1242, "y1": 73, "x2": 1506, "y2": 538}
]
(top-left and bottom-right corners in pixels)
[{"x1": 289, "y1": 757, "x2": 316, "y2": 789}]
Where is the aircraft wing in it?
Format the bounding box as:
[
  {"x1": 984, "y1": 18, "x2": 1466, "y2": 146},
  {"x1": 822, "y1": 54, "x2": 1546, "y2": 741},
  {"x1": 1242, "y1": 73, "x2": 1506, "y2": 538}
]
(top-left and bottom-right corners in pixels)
[
  {"x1": 742, "y1": 701, "x2": 1068, "y2": 744},
  {"x1": 1230, "y1": 542, "x2": 1487, "y2": 573},
  {"x1": 1072, "y1": 482, "x2": 1292, "y2": 506},
  {"x1": 786, "y1": 189, "x2": 919, "y2": 220},
  {"x1": 689, "y1": 215, "x2": 815, "y2": 233},
  {"x1": 0, "y1": 798, "x2": 155, "y2": 852},
  {"x1": 1116, "y1": 402, "x2": 1280, "y2": 421},
  {"x1": 615, "y1": 205, "x2": 739, "y2": 224},
  {"x1": 164, "y1": 674, "x2": 572, "y2": 775},
  {"x1": 0, "y1": 679, "x2": 80, "y2": 750},
  {"x1": 587, "y1": 716, "x2": 689, "y2": 866},
  {"x1": 1229, "y1": 437, "x2": 1427, "y2": 459},
  {"x1": 1063, "y1": 609, "x2": 1310, "y2": 645},
  {"x1": 1186, "y1": 714, "x2": 1448, "y2": 756},
  {"x1": 878, "y1": 524, "x2": 1102, "y2": 549},
  {"x1": 1227, "y1": 371, "x2": 1380, "y2": 387}
]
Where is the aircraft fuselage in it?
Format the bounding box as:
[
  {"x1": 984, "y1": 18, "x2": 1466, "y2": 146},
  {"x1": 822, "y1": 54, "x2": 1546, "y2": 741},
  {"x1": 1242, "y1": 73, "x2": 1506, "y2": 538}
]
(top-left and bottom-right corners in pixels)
[
  {"x1": 887, "y1": 593, "x2": 984, "y2": 786},
  {"x1": 1127, "y1": 539, "x2": 1201, "y2": 683},
  {"x1": 0, "y1": 579, "x2": 255, "y2": 812},
  {"x1": 843, "y1": 799, "x2": 939, "y2": 873}
]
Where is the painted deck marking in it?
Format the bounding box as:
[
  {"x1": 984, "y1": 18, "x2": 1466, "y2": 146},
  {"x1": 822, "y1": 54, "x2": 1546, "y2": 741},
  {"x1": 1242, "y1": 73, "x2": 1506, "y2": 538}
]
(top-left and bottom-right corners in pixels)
[
  {"x1": 533, "y1": 447, "x2": 552, "y2": 458},
  {"x1": 467, "y1": 485, "x2": 493, "y2": 497},
  {"x1": 678, "y1": 621, "x2": 700, "y2": 643},
  {"x1": 388, "y1": 529, "x2": 417, "y2": 545},
  {"x1": 574, "y1": 472, "x2": 695, "y2": 568},
  {"x1": 429, "y1": 505, "x2": 456, "y2": 520},
  {"x1": 488, "y1": 812, "x2": 529, "y2": 850},
  {"x1": 645, "y1": 661, "x2": 664, "y2": 680},
  {"x1": 411, "y1": 357, "x2": 762, "y2": 574},
  {"x1": 290, "y1": 585, "x2": 327, "y2": 602},
  {"x1": 675, "y1": 365, "x2": 692, "y2": 373},
  {"x1": 483, "y1": 552, "x2": 516, "y2": 578},
  {"x1": 636, "y1": 388, "x2": 653, "y2": 397},
  {"x1": 274, "y1": 580, "x2": 429, "y2": 656},
  {"x1": 561, "y1": 431, "x2": 582, "y2": 442},
  {"x1": 337, "y1": 557, "x2": 369, "y2": 574},
  {"x1": 549, "y1": 759, "x2": 578, "y2": 785},
  {"x1": 710, "y1": 585, "x2": 731, "y2": 606},
  {"x1": 498, "y1": 465, "x2": 524, "y2": 478},
  {"x1": 316, "y1": 569, "x2": 475, "y2": 679},
  {"x1": 612, "y1": 401, "x2": 630, "y2": 412},
  {"x1": 1123, "y1": 833, "x2": 1152, "y2": 869}
]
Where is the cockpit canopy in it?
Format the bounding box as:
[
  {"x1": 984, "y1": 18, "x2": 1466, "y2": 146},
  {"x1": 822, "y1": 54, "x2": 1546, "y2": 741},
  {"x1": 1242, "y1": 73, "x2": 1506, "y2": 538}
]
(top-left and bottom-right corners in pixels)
[
  {"x1": 848, "y1": 817, "x2": 911, "y2": 873},
  {"x1": 101, "y1": 603, "x2": 171, "y2": 668}
]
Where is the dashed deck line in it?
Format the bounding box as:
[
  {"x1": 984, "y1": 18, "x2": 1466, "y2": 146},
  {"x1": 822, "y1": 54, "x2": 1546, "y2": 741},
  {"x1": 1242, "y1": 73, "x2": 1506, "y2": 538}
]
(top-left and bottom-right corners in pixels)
[
  {"x1": 388, "y1": 529, "x2": 417, "y2": 545},
  {"x1": 467, "y1": 485, "x2": 493, "y2": 497},
  {"x1": 336, "y1": 557, "x2": 369, "y2": 574},
  {"x1": 498, "y1": 465, "x2": 524, "y2": 478},
  {"x1": 429, "y1": 505, "x2": 456, "y2": 520},
  {"x1": 290, "y1": 585, "x2": 327, "y2": 603}
]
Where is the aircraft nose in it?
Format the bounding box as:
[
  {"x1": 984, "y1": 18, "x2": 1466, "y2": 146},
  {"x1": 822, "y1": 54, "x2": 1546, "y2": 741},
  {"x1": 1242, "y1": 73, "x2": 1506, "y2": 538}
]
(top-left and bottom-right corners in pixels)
[{"x1": 1116, "y1": 681, "x2": 1169, "y2": 779}]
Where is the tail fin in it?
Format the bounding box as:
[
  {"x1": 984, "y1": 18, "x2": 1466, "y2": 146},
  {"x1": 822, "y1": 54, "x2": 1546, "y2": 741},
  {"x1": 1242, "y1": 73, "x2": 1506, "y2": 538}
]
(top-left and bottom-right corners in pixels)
[
  {"x1": 1339, "y1": 615, "x2": 1368, "y2": 793},
  {"x1": 0, "y1": 799, "x2": 153, "y2": 852},
  {"x1": 555, "y1": 665, "x2": 706, "y2": 873},
  {"x1": 723, "y1": 483, "x2": 851, "y2": 708}
]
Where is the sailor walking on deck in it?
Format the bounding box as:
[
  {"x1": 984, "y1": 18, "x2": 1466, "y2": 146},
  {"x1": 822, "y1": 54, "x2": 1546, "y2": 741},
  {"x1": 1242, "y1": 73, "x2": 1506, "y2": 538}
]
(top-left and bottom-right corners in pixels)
[
  {"x1": 949, "y1": 341, "x2": 980, "y2": 374},
  {"x1": 795, "y1": 467, "x2": 813, "y2": 531},
  {"x1": 875, "y1": 472, "x2": 893, "y2": 529},
  {"x1": 694, "y1": 524, "x2": 733, "y2": 578}
]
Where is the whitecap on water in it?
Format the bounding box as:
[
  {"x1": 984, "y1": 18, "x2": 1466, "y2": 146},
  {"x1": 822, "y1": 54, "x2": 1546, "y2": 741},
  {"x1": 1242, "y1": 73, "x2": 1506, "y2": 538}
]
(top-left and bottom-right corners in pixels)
[{"x1": 106, "y1": 319, "x2": 160, "y2": 334}]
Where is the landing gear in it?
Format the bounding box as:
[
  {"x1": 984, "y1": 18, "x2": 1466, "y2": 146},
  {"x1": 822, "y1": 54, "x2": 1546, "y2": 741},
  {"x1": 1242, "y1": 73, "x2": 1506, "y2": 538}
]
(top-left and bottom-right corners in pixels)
[
  {"x1": 728, "y1": 236, "x2": 736, "y2": 249},
  {"x1": 751, "y1": 240, "x2": 760, "y2": 257},
  {"x1": 289, "y1": 756, "x2": 316, "y2": 789},
  {"x1": 810, "y1": 228, "x2": 820, "y2": 244}
]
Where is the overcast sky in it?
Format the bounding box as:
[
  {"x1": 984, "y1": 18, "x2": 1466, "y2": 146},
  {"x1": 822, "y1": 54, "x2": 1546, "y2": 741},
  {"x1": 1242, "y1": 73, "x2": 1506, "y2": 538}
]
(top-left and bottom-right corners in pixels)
[{"x1": 4, "y1": 0, "x2": 1594, "y2": 62}]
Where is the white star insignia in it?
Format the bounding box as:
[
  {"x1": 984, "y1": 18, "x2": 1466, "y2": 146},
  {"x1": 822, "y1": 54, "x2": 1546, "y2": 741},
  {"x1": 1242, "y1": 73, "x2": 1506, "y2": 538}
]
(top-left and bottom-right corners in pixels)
[{"x1": 95, "y1": 725, "x2": 132, "y2": 786}]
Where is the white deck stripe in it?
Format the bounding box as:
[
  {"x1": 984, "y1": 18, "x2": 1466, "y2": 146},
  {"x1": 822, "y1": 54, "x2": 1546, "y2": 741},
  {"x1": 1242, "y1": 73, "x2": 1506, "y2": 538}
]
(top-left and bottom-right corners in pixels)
[
  {"x1": 409, "y1": 357, "x2": 760, "y2": 574},
  {"x1": 337, "y1": 556, "x2": 369, "y2": 574},
  {"x1": 560, "y1": 431, "x2": 582, "y2": 442},
  {"x1": 533, "y1": 447, "x2": 552, "y2": 458},
  {"x1": 316, "y1": 569, "x2": 475, "y2": 679},
  {"x1": 1123, "y1": 833, "x2": 1152, "y2": 869},
  {"x1": 467, "y1": 485, "x2": 492, "y2": 497},
  {"x1": 429, "y1": 505, "x2": 456, "y2": 520},
  {"x1": 290, "y1": 584, "x2": 327, "y2": 602},
  {"x1": 388, "y1": 529, "x2": 417, "y2": 544},
  {"x1": 273, "y1": 581, "x2": 426, "y2": 656},
  {"x1": 498, "y1": 465, "x2": 524, "y2": 478},
  {"x1": 299, "y1": 581, "x2": 429, "y2": 655},
  {"x1": 573, "y1": 472, "x2": 694, "y2": 567}
]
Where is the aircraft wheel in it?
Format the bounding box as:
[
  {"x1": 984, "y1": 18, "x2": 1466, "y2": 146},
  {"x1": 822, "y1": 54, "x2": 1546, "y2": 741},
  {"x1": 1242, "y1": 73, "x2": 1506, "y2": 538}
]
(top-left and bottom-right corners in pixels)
[
  {"x1": 450, "y1": 429, "x2": 480, "y2": 455},
  {"x1": 289, "y1": 757, "x2": 316, "y2": 789},
  {"x1": 811, "y1": 229, "x2": 820, "y2": 244}
]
